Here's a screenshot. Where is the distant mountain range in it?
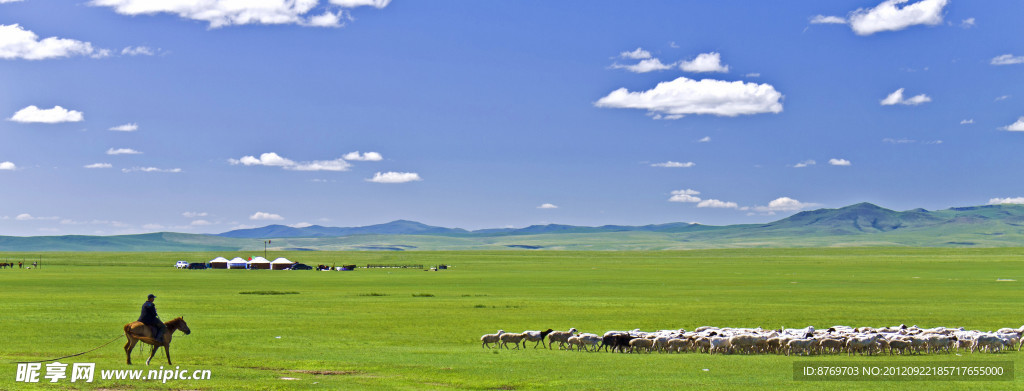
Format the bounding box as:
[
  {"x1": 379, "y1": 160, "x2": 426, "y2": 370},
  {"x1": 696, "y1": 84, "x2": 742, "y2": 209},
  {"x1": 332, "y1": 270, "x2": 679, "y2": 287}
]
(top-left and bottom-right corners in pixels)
[{"x1": 3, "y1": 202, "x2": 1024, "y2": 251}]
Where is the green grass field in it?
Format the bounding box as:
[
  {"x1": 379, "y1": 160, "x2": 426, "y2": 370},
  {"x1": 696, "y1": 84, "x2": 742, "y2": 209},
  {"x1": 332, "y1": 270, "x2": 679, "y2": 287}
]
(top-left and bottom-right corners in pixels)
[{"x1": 0, "y1": 248, "x2": 1022, "y2": 390}]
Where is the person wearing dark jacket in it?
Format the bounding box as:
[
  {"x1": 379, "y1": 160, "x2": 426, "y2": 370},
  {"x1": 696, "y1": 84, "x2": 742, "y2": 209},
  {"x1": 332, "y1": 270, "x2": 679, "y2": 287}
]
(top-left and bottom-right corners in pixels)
[{"x1": 138, "y1": 294, "x2": 166, "y2": 344}]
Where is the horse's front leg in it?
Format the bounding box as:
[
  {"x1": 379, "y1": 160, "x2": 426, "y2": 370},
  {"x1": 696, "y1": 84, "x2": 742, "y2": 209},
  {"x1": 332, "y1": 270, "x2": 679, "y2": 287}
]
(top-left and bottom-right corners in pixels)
[
  {"x1": 146, "y1": 344, "x2": 160, "y2": 366},
  {"x1": 164, "y1": 344, "x2": 172, "y2": 365}
]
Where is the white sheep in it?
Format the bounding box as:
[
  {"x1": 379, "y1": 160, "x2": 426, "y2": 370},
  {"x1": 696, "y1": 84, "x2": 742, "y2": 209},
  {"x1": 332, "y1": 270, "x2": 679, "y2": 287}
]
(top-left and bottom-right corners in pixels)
[
  {"x1": 628, "y1": 338, "x2": 654, "y2": 353},
  {"x1": 499, "y1": 332, "x2": 527, "y2": 349},
  {"x1": 522, "y1": 329, "x2": 554, "y2": 349},
  {"x1": 480, "y1": 330, "x2": 504, "y2": 348},
  {"x1": 547, "y1": 328, "x2": 578, "y2": 349},
  {"x1": 786, "y1": 338, "x2": 817, "y2": 356},
  {"x1": 578, "y1": 333, "x2": 602, "y2": 351},
  {"x1": 709, "y1": 336, "x2": 732, "y2": 355}
]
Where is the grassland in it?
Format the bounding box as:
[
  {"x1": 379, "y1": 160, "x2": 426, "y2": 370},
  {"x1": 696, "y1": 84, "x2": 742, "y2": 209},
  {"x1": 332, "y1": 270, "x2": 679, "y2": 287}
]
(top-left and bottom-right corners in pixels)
[{"x1": 0, "y1": 248, "x2": 1022, "y2": 390}]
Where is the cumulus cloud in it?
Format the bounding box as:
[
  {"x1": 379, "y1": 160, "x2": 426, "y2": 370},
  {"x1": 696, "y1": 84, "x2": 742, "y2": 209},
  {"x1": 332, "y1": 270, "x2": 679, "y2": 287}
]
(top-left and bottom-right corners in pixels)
[
  {"x1": 537, "y1": 203, "x2": 558, "y2": 209},
  {"x1": 1002, "y1": 117, "x2": 1024, "y2": 132},
  {"x1": 183, "y1": 211, "x2": 208, "y2": 218},
  {"x1": 991, "y1": 54, "x2": 1024, "y2": 66},
  {"x1": 367, "y1": 171, "x2": 421, "y2": 183},
  {"x1": 343, "y1": 151, "x2": 383, "y2": 161},
  {"x1": 107, "y1": 148, "x2": 141, "y2": 155},
  {"x1": 121, "y1": 167, "x2": 181, "y2": 173},
  {"x1": 250, "y1": 211, "x2": 284, "y2": 221},
  {"x1": 0, "y1": 24, "x2": 103, "y2": 60},
  {"x1": 961, "y1": 18, "x2": 975, "y2": 28},
  {"x1": 84, "y1": 163, "x2": 112, "y2": 169},
  {"x1": 829, "y1": 158, "x2": 852, "y2": 166},
  {"x1": 793, "y1": 159, "x2": 816, "y2": 168},
  {"x1": 753, "y1": 197, "x2": 818, "y2": 212},
  {"x1": 121, "y1": 46, "x2": 154, "y2": 56},
  {"x1": 698, "y1": 136, "x2": 711, "y2": 143},
  {"x1": 290, "y1": 222, "x2": 313, "y2": 228},
  {"x1": 620, "y1": 47, "x2": 652, "y2": 60},
  {"x1": 960, "y1": 119, "x2": 974, "y2": 125},
  {"x1": 91, "y1": 0, "x2": 388, "y2": 28},
  {"x1": 230, "y1": 152, "x2": 352, "y2": 171},
  {"x1": 810, "y1": 15, "x2": 847, "y2": 24},
  {"x1": 109, "y1": 123, "x2": 138, "y2": 131},
  {"x1": 679, "y1": 52, "x2": 729, "y2": 73},
  {"x1": 989, "y1": 197, "x2": 1024, "y2": 205},
  {"x1": 651, "y1": 161, "x2": 695, "y2": 168},
  {"x1": 848, "y1": 0, "x2": 948, "y2": 35},
  {"x1": 880, "y1": 88, "x2": 931, "y2": 106},
  {"x1": 190, "y1": 219, "x2": 212, "y2": 226},
  {"x1": 595, "y1": 76, "x2": 783, "y2": 118},
  {"x1": 0, "y1": 161, "x2": 16, "y2": 170},
  {"x1": 16, "y1": 213, "x2": 59, "y2": 221},
  {"x1": 669, "y1": 189, "x2": 701, "y2": 203},
  {"x1": 9, "y1": 105, "x2": 84, "y2": 123},
  {"x1": 611, "y1": 58, "x2": 674, "y2": 73},
  {"x1": 697, "y1": 199, "x2": 739, "y2": 209}
]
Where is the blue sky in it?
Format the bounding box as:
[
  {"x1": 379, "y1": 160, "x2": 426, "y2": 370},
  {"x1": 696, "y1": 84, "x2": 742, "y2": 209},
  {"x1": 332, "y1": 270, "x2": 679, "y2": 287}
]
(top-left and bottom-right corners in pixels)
[{"x1": 1, "y1": 0, "x2": 1023, "y2": 236}]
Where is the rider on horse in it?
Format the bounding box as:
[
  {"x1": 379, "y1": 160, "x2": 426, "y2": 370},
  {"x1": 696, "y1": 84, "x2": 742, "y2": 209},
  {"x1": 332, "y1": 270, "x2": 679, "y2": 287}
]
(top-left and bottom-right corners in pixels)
[{"x1": 139, "y1": 294, "x2": 167, "y2": 344}]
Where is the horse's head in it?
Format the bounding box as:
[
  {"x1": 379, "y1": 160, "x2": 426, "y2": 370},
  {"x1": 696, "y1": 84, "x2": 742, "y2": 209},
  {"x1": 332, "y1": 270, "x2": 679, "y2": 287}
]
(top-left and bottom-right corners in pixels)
[{"x1": 171, "y1": 316, "x2": 191, "y2": 335}]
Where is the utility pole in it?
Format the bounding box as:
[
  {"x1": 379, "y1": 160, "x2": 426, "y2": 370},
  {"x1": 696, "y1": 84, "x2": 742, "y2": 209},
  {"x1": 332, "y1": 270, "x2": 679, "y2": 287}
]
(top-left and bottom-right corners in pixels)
[{"x1": 264, "y1": 240, "x2": 271, "y2": 259}]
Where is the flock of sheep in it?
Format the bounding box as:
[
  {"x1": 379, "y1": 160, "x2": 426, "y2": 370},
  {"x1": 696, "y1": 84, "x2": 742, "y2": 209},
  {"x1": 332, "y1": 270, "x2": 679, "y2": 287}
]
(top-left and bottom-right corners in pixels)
[{"x1": 480, "y1": 325, "x2": 1024, "y2": 355}]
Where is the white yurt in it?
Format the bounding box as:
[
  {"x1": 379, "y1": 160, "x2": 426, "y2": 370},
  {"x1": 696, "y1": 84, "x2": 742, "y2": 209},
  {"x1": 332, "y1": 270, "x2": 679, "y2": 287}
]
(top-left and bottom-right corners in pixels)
[
  {"x1": 270, "y1": 257, "x2": 295, "y2": 270},
  {"x1": 209, "y1": 257, "x2": 229, "y2": 269},
  {"x1": 248, "y1": 256, "x2": 271, "y2": 270},
  {"x1": 228, "y1": 257, "x2": 248, "y2": 269}
]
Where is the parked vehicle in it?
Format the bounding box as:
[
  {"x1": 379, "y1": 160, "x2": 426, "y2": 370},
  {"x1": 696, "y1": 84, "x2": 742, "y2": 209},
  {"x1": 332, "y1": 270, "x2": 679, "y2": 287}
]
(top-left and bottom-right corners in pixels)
[
  {"x1": 187, "y1": 262, "x2": 208, "y2": 270},
  {"x1": 175, "y1": 260, "x2": 189, "y2": 269},
  {"x1": 289, "y1": 263, "x2": 312, "y2": 270}
]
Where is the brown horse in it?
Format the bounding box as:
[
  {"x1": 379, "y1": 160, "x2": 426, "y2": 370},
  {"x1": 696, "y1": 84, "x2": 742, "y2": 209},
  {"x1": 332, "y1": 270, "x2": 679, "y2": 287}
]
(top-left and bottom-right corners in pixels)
[{"x1": 123, "y1": 317, "x2": 191, "y2": 365}]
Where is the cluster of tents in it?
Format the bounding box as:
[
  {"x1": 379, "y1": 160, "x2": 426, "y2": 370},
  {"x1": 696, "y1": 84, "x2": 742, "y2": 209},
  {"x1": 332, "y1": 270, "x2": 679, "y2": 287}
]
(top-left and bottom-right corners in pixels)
[{"x1": 208, "y1": 257, "x2": 296, "y2": 270}]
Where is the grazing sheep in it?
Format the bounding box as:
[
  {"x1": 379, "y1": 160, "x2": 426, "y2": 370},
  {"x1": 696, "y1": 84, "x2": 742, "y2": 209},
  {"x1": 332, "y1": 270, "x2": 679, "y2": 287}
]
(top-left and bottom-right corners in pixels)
[
  {"x1": 547, "y1": 328, "x2": 578, "y2": 350},
  {"x1": 817, "y1": 338, "x2": 845, "y2": 355},
  {"x1": 578, "y1": 334, "x2": 602, "y2": 351},
  {"x1": 567, "y1": 336, "x2": 586, "y2": 351},
  {"x1": 887, "y1": 339, "x2": 910, "y2": 355},
  {"x1": 666, "y1": 338, "x2": 689, "y2": 353},
  {"x1": 628, "y1": 338, "x2": 655, "y2": 353},
  {"x1": 522, "y1": 329, "x2": 555, "y2": 349},
  {"x1": 846, "y1": 335, "x2": 881, "y2": 356},
  {"x1": 499, "y1": 332, "x2": 527, "y2": 350},
  {"x1": 601, "y1": 333, "x2": 632, "y2": 353},
  {"x1": 709, "y1": 336, "x2": 732, "y2": 355},
  {"x1": 785, "y1": 338, "x2": 817, "y2": 356},
  {"x1": 926, "y1": 335, "x2": 957, "y2": 354},
  {"x1": 481, "y1": 330, "x2": 505, "y2": 349}
]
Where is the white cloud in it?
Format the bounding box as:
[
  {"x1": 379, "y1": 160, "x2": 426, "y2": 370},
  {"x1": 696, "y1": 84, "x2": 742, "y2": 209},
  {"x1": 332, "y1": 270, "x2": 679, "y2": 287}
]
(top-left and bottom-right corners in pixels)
[
  {"x1": 612, "y1": 58, "x2": 674, "y2": 73},
  {"x1": 744, "y1": 73, "x2": 760, "y2": 78},
  {"x1": 697, "y1": 199, "x2": 739, "y2": 209},
  {"x1": 679, "y1": 52, "x2": 729, "y2": 73},
  {"x1": 367, "y1": 171, "x2": 422, "y2": 183},
  {"x1": 109, "y1": 123, "x2": 138, "y2": 131},
  {"x1": 0, "y1": 0, "x2": 24, "y2": 3},
  {"x1": 829, "y1": 158, "x2": 852, "y2": 166},
  {"x1": 991, "y1": 54, "x2": 1024, "y2": 66},
  {"x1": 989, "y1": 197, "x2": 1024, "y2": 205},
  {"x1": 793, "y1": 159, "x2": 816, "y2": 168},
  {"x1": 250, "y1": 211, "x2": 284, "y2": 221},
  {"x1": 329, "y1": 0, "x2": 391, "y2": 7},
  {"x1": 651, "y1": 161, "x2": 695, "y2": 168},
  {"x1": 848, "y1": 0, "x2": 949, "y2": 36},
  {"x1": 0, "y1": 161, "x2": 15, "y2": 170},
  {"x1": 698, "y1": 136, "x2": 711, "y2": 143},
  {"x1": 142, "y1": 223, "x2": 165, "y2": 230},
  {"x1": 190, "y1": 219, "x2": 212, "y2": 226},
  {"x1": 669, "y1": 189, "x2": 701, "y2": 203},
  {"x1": 84, "y1": 163, "x2": 112, "y2": 169},
  {"x1": 753, "y1": 197, "x2": 818, "y2": 212},
  {"x1": 291, "y1": 222, "x2": 313, "y2": 228},
  {"x1": 92, "y1": 0, "x2": 388, "y2": 28},
  {"x1": 961, "y1": 18, "x2": 975, "y2": 28},
  {"x1": 595, "y1": 76, "x2": 783, "y2": 118},
  {"x1": 960, "y1": 119, "x2": 974, "y2": 125},
  {"x1": 995, "y1": 95, "x2": 1011, "y2": 102},
  {"x1": 1002, "y1": 117, "x2": 1024, "y2": 132},
  {"x1": 0, "y1": 24, "x2": 102, "y2": 60},
  {"x1": 810, "y1": 15, "x2": 847, "y2": 24},
  {"x1": 16, "y1": 213, "x2": 58, "y2": 221},
  {"x1": 9, "y1": 105, "x2": 84, "y2": 123},
  {"x1": 183, "y1": 212, "x2": 208, "y2": 218},
  {"x1": 882, "y1": 138, "x2": 915, "y2": 144},
  {"x1": 880, "y1": 88, "x2": 931, "y2": 106},
  {"x1": 620, "y1": 47, "x2": 652, "y2": 60},
  {"x1": 120, "y1": 46, "x2": 154, "y2": 56},
  {"x1": 343, "y1": 151, "x2": 383, "y2": 161},
  {"x1": 537, "y1": 203, "x2": 558, "y2": 209},
  {"x1": 230, "y1": 152, "x2": 352, "y2": 171},
  {"x1": 122, "y1": 167, "x2": 181, "y2": 173},
  {"x1": 107, "y1": 148, "x2": 141, "y2": 155}
]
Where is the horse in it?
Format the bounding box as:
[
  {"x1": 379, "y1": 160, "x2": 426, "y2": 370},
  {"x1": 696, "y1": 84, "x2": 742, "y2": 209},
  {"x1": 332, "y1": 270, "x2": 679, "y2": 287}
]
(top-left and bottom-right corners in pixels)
[{"x1": 123, "y1": 317, "x2": 191, "y2": 365}]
